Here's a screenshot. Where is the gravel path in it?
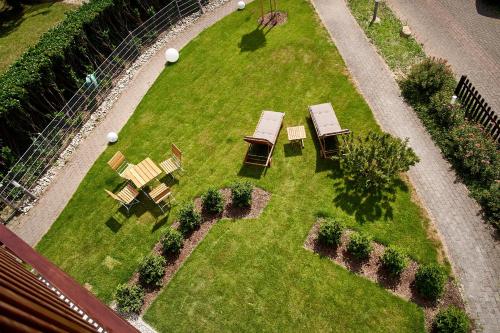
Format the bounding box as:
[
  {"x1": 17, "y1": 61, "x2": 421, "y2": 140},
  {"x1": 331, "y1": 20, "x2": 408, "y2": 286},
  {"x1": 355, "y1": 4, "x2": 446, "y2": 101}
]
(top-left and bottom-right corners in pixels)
[
  {"x1": 7, "y1": 0, "x2": 243, "y2": 246},
  {"x1": 311, "y1": 0, "x2": 500, "y2": 331},
  {"x1": 386, "y1": 0, "x2": 500, "y2": 115}
]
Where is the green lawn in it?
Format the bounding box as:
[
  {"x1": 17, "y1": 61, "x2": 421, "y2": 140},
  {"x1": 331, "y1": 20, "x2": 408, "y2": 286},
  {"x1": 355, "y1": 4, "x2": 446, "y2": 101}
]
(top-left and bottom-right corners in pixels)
[
  {"x1": 347, "y1": 0, "x2": 425, "y2": 77},
  {"x1": 0, "y1": 2, "x2": 74, "y2": 72},
  {"x1": 37, "y1": 0, "x2": 441, "y2": 331}
]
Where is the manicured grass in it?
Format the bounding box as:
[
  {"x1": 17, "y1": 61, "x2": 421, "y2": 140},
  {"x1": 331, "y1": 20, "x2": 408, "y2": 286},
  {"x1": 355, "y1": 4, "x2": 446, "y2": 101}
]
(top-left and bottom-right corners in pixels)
[
  {"x1": 37, "y1": 0, "x2": 441, "y2": 331},
  {"x1": 347, "y1": 0, "x2": 425, "y2": 76},
  {"x1": 0, "y1": 2, "x2": 75, "y2": 72}
]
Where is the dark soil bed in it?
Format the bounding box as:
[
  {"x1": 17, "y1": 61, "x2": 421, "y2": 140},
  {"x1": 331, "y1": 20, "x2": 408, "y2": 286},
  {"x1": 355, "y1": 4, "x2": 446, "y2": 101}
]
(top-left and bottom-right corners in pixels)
[
  {"x1": 304, "y1": 222, "x2": 466, "y2": 330},
  {"x1": 258, "y1": 11, "x2": 288, "y2": 27}
]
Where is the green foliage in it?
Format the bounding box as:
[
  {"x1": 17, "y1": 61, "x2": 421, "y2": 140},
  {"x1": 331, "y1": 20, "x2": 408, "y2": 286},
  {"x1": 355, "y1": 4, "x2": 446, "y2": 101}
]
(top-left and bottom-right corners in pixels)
[
  {"x1": 201, "y1": 187, "x2": 224, "y2": 214},
  {"x1": 381, "y1": 246, "x2": 408, "y2": 277},
  {"x1": 230, "y1": 181, "x2": 253, "y2": 207},
  {"x1": 414, "y1": 264, "x2": 446, "y2": 301},
  {"x1": 433, "y1": 307, "x2": 470, "y2": 333},
  {"x1": 178, "y1": 202, "x2": 202, "y2": 234},
  {"x1": 318, "y1": 218, "x2": 344, "y2": 247},
  {"x1": 347, "y1": 232, "x2": 373, "y2": 260},
  {"x1": 400, "y1": 58, "x2": 455, "y2": 104},
  {"x1": 429, "y1": 90, "x2": 464, "y2": 129},
  {"x1": 115, "y1": 284, "x2": 144, "y2": 314},
  {"x1": 477, "y1": 182, "x2": 499, "y2": 230},
  {"x1": 162, "y1": 227, "x2": 184, "y2": 255},
  {"x1": 336, "y1": 132, "x2": 419, "y2": 191},
  {"x1": 449, "y1": 122, "x2": 499, "y2": 183},
  {"x1": 138, "y1": 255, "x2": 166, "y2": 287}
]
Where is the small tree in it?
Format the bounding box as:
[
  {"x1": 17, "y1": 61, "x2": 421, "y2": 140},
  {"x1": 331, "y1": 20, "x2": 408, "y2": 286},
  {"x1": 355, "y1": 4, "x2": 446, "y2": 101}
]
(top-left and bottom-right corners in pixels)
[
  {"x1": 336, "y1": 132, "x2": 419, "y2": 191},
  {"x1": 433, "y1": 306, "x2": 470, "y2": 333},
  {"x1": 202, "y1": 187, "x2": 224, "y2": 214},
  {"x1": 318, "y1": 218, "x2": 344, "y2": 247},
  {"x1": 115, "y1": 284, "x2": 144, "y2": 314},
  {"x1": 138, "y1": 255, "x2": 166, "y2": 287},
  {"x1": 162, "y1": 228, "x2": 183, "y2": 255},
  {"x1": 414, "y1": 264, "x2": 446, "y2": 301},
  {"x1": 347, "y1": 232, "x2": 373, "y2": 260},
  {"x1": 178, "y1": 202, "x2": 202, "y2": 234},
  {"x1": 231, "y1": 181, "x2": 253, "y2": 207}
]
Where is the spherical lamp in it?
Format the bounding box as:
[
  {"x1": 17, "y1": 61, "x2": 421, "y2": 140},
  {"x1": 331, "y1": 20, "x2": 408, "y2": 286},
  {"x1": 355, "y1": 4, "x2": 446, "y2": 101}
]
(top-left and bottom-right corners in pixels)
[
  {"x1": 165, "y1": 48, "x2": 179, "y2": 63},
  {"x1": 107, "y1": 132, "x2": 118, "y2": 143},
  {"x1": 237, "y1": 1, "x2": 246, "y2": 10}
]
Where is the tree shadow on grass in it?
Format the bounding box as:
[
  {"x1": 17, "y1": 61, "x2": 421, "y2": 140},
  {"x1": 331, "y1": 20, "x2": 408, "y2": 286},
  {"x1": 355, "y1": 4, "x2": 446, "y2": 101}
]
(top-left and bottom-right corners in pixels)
[
  {"x1": 238, "y1": 27, "x2": 267, "y2": 52},
  {"x1": 333, "y1": 178, "x2": 408, "y2": 224},
  {"x1": 0, "y1": 2, "x2": 59, "y2": 38}
]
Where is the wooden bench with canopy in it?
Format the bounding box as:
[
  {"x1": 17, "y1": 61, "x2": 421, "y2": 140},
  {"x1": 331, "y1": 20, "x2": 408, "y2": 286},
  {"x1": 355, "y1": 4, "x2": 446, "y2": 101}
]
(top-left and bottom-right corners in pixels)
[
  {"x1": 309, "y1": 103, "x2": 350, "y2": 158},
  {"x1": 243, "y1": 110, "x2": 285, "y2": 167}
]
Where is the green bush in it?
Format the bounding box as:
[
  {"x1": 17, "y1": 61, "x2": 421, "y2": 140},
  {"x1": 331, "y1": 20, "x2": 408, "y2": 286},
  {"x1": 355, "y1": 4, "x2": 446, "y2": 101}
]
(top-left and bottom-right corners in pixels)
[
  {"x1": 162, "y1": 227, "x2": 183, "y2": 255},
  {"x1": 477, "y1": 182, "x2": 499, "y2": 230},
  {"x1": 336, "y1": 132, "x2": 420, "y2": 191},
  {"x1": 138, "y1": 255, "x2": 166, "y2": 287},
  {"x1": 414, "y1": 264, "x2": 446, "y2": 301},
  {"x1": 380, "y1": 246, "x2": 408, "y2": 277},
  {"x1": 115, "y1": 284, "x2": 144, "y2": 314},
  {"x1": 429, "y1": 90, "x2": 464, "y2": 129},
  {"x1": 433, "y1": 306, "x2": 470, "y2": 333},
  {"x1": 317, "y1": 218, "x2": 344, "y2": 247},
  {"x1": 230, "y1": 181, "x2": 253, "y2": 207},
  {"x1": 201, "y1": 187, "x2": 224, "y2": 214},
  {"x1": 347, "y1": 232, "x2": 373, "y2": 260},
  {"x1": 178, "y1": 202, "x2": 202, "y2": 234},
  {"x1": 400, "y1": 57, "x2": 455, "y2": 104},
  {"x1": 449, "y1": 122, "x2": 499, "y2": 183}
]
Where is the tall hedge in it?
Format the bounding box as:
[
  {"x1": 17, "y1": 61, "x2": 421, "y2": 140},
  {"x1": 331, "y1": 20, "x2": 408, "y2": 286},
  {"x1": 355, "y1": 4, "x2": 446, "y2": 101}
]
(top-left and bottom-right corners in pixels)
[{"x1": 0, "y1": 0, "x2": 203, "y2": 177}]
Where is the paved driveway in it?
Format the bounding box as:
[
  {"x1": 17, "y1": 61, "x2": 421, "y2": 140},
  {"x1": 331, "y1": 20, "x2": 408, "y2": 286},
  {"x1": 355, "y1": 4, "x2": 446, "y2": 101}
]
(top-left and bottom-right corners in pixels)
[{"x1": 386, "y1": 0, "x2": 500, "y2": 113}]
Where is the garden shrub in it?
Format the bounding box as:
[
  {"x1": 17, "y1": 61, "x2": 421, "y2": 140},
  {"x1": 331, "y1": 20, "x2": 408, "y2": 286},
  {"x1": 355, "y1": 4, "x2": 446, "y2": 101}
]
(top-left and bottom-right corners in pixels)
[
  {"x1": 115, "y1": 284, "x2": 144, "y2": 314},
  {"x1": 477, "y1": 182, "x2": 499, "y2": 230},
  {"x1": 317, "y1": 218, "x2": 344, "y2": 247},
  {"x1": 336, "y1": 132, "x2": 419, "y2": 191},
  {"x1": 381, "y1": 246, "x2": 408, "y2": 277},
  {"x1": 414, "y1": 264, "x2": 446, "y2": 301},
  {"x1": 347, "y1": 232, "x2": 373, "y2": 260},
  {"x1": 201, "y1": 187, "x2": 224, "y2": 214},
  {"x1": 138, "y1": 255, "x2": 166, "y2": 287},
  {"x1": 449, "y1": 122, "x2": 499, "y2": 183},
  {"x1": 230, "y1": 181, "x2": 253, "y2": 207},
  {"x1": 162, "y1": 227, "x2": 183, "y2": 255},
  {"x1": 400, "y1": 57, "x2": 455, "y2": 104},
  {"x1": 178, "y1": 202, "x2": 201, "y2": 234},
  {"x1": 429, "y1": 90, "x2": 464, "y2": 129},
  {"x1": 433, "y1": 306, "x2": 470, "y2": 333}
]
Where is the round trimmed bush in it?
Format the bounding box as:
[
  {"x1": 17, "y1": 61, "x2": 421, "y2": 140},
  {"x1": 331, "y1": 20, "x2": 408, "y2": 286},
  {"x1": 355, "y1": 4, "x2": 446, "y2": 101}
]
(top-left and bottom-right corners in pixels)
[
  {"x1": 202, "y1": 187, "x2": 224, "y2": 214},
  {"x1": 162, "y1": 228, "x2": 183, "y2": 255},
  {"x1": 115, "y1": 284, "x2": 144, "y2": 314},
  {"x1": 231, "y1": 181, "x2": 253, "y2": 207},
  {"x1": 381, "y1": 246, "x2": 408, "y2": 277},
  {"x1": 138, "y1": 255, "x2": 166, "y2": 287},
  {"x1": 347, "y1": 232, "x2": 373, "y2": 260},
  {"x1": 433, "y1": 306, "x2": 470, "y2": 333},
  {"x1": 401, "y1": 57, "x2": 455, "y2": 104},
  {"x1": 178, "y1": 202, "x2": 202, "y2": 234},
  {"x1": 317, "y1": 218, "x2": 344, "y2": 247},
  {"x1": 414, "y1": 264, "x2": 446, "y2": 301}
]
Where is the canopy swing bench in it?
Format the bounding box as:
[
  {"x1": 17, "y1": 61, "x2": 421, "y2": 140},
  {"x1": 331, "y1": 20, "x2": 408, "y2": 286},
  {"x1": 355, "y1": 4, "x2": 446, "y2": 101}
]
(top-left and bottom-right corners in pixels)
[
  {"x1": 309, "y1": 103, "x2": 350, "y2": 158},
  {"x1": 243, "y1": 110, "x2": 285, "y2": 167}
]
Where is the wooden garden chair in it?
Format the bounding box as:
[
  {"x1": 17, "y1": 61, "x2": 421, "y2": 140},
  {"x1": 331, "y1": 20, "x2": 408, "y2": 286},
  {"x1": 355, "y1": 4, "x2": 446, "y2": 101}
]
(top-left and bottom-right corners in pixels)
[
  {"x1": 107, "y1": 151, "x2": 134, "y2": 178},
  {"x1": 148, "y1": 183, "x2": 175, "y2": 213},
  {"x1": 104, "y1": 184, "x2": 140, "y2": 216},
  {"x1": 159, "y1": 144, "x2": 183, "y2": 178}
]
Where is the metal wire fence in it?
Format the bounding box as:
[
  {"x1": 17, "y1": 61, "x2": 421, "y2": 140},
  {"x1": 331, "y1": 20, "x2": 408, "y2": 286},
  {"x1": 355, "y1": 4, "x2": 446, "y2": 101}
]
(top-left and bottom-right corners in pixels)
[{"x1": 0, "y1": 0, "x2": 206, "y2": 222}]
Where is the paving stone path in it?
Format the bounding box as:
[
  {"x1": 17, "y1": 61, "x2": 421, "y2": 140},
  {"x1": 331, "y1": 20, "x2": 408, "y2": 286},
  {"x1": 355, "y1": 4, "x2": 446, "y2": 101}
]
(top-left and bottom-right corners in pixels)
[
  {"x1": 386, "y1": 0, "x2": 500, "y2": 117},
  {"x1": 7, "y1": 0, "x2": 241, "y2": 246},
  {"x1": 311, "y1": 0, "x2": 500, "y2": 331}
]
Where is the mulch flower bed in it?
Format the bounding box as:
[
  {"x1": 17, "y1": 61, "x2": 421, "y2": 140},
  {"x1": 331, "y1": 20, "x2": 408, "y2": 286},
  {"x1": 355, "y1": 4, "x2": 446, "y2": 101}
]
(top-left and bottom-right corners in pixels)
[
  {"x1": 304, "y1": 222, "x2": 466, "y2": 330},
  {"x1": 258, "y1": 11, "x2": 288, "y2": 27},
  {"x1": 128, "y1": 187, "x2": 271, "y2": 314}
]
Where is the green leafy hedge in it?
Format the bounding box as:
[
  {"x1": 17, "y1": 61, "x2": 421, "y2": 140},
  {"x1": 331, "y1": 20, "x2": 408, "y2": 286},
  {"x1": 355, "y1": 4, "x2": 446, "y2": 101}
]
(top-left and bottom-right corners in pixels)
[{"x1": 0, "y1": 0, "x2": 203, "y2": 177}]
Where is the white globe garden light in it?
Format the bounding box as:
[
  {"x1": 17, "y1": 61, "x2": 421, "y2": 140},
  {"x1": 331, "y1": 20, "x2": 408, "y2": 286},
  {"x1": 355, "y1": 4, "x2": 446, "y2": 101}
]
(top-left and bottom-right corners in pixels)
[
  {"x1": 237, "y1": 1, "x2": 245, "y2": 10},
  {"x1": 107, "y1": 132, "x2": 118, "y2": 143},
  {"x1": 165, "y1": 48, "x2": 179, "y2": 63}
]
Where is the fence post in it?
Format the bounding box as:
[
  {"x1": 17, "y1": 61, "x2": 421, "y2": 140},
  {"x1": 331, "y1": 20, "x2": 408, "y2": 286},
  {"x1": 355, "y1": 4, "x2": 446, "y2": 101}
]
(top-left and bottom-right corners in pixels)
[
  {"x1": 454, "y1": 75, "x2": 467, "y2": 96},
  {"x1": 174, "y1": 0, "x2": 181, "y2": 18},
  {"x1": 197, "y1": 0, "x2": 204, "y2": 13}
]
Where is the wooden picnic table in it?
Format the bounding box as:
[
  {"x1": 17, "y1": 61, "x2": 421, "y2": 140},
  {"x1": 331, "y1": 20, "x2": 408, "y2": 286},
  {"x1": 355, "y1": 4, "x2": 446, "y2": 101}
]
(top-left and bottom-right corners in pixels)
[
  {"x1": 287, "y1": 125, "x2": 306, "y2": 148},
  {"x1": 124, "y1": 157, "x2": 162, "y2": 188}
]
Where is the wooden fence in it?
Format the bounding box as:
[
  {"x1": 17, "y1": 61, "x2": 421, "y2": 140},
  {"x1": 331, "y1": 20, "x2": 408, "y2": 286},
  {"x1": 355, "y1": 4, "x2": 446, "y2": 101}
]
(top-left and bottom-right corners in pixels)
[{"x1": 454, "y1": 75, "x2": 499, "y2": 142}]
